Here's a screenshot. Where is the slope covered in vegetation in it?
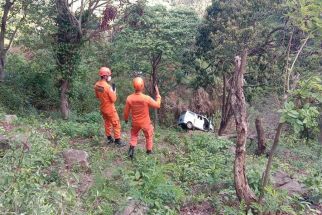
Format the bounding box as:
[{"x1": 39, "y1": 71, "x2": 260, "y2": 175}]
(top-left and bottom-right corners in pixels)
[
  {"x1": 0, "y1": 0, "x2": 321, "y2": 214},
  {"x1": 1, "y1": 111, "x2": 321, "y2": 214}
]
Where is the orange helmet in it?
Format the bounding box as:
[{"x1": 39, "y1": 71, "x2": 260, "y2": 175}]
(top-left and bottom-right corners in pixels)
[
  {"x1": 98, "y1": 67, "x2": 112, "y2": 77},
  {"x1": 133, "y1": 77, "x2": 144, "y2": 91}
]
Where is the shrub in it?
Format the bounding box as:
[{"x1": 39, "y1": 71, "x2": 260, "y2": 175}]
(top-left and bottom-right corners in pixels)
[
  {"x1": 0, "y1": 129, "x2": 79, "y2": 214},
  {"x1": 1, "y1": 53, "x2": 58, "y2": 113},
  {"x1": 123, "y1": 157, "x2": 184, "y2": 212},
  {"x1": 52, "y1": 120, "x2": 100, "y2": 138}
]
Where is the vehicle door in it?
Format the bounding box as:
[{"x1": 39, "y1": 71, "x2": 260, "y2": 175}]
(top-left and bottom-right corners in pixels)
[
  {"x1": 203, "y1": 117, "x2": 210, "y2": 130},
  {"x1": 194, "y1": 115, "x2": 205, "y2": 130}
]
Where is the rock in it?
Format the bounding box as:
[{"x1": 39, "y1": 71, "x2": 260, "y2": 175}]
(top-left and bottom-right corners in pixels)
[
  {"x1": 228, "y1": 146, "x2": 236, "y2": 154},
  {"x1": 4, "y1": 115, "x2": 18, "y2": 124},
  {"x1": 77, "y1": 174, "x2": 93, "y2": 195},
  {"x1": 62, "y1": 149, "x2": 90, "y2": 170},
  {"x1": 272, "y1": 171, "x2": 307, "y2": 195},
  {"x1": 117, "y1": 200, "x2": 148, "y2": 215},
  {"x1": 279, "y1": 180, "x2": 306, "y2": 195},
  {"x1": 272, "y1": 171, "x2": 291, "y2": 186},
  {"x1": 0, "y1": 135, "x2": 10, "y2": 151}
]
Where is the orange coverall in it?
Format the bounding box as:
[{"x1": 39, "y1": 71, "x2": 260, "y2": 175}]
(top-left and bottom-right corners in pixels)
[
  {"x1": 124, "y1": 92, "x2": 161, "y2": 151},
  {"x1": 94, "y1": 80, "x2": 121, "y2": 139}
]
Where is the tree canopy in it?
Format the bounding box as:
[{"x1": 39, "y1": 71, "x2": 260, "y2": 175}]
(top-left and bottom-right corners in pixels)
[{"x1": 0, "y1": 0, "x2": 322, "y2": 214}]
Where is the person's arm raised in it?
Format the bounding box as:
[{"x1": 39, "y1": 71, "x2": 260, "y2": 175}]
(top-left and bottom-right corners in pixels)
[
  {"x1": 107, "y1": 85, "x2": 117, "y2": 102},
  {"x1": 147, "y1": 85, "x2": 161, "y2": 108}
]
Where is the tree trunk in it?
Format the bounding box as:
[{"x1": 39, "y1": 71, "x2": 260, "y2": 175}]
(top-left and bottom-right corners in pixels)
[
  {"x1": 259, "y1": 123, "x2": 284, "y2": 203},
  {"x1": 60, "y1": 79, "x2": 70, "y2": 120},
  {"x1": 218, "y1": 110, "x2": 233, "y2": 135},
  {"x1": 231, "y1": 49, "x2": 257, "y2": 206},
  {"x1": 0, "y1": 0, "x2": 15, "y2": 82},
  {"x1": 55, "y1": 0, "x2": 82, "y2": 119},
  {"x1": 255, "y1": 117, "x2": 266, "y2": 155},
  {"x1": 218, "y1": 74, "x2": 233, "y2": 136},
  {"x1": 0, "y1": 53, "x2": 5, "y2": 82},
  {"x1": 151, "y1": 64, "x2": 158, "y2": 127},
  {"x1": 219, "y1": 74, "x2": 228, "y2": 135},
  {"x1": 287, "y1": 35, "x2": 310, "y2": 92},
  {"x1": 150, "y1": 53, "x2": 162, "y2": 127}
]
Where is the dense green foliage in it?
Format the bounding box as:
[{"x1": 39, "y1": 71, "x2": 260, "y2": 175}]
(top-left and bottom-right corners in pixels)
[
  {"x1": 0, "y1": 0, "x2": 321, "y2": 214},
  {"x1": 1, "y1": 113, "x2": 321, "y2": 214},
  {"x1": 110, "y1": 5, "x2": 199, "y2": 94},
  {"x1": 280, "y1": 76, "x2": 322, "y2": 138},
  {"x1": 194, "y1": 0, "x2": 322, "y2": 101}
]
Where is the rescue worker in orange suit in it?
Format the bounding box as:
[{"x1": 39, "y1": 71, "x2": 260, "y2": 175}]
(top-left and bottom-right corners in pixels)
[
  {"x1": 124, "y1": 77, "x2": 161, "y2": 159},
  {"x1": 94, "y1": 67, "x2": 126, "y2": 147}
]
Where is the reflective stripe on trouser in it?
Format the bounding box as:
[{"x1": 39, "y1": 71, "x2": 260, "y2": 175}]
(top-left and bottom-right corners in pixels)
[
  {"x1": 130, "y1": 124, "x2": 154, "y2": 151},
  {"x1": 101, "y1": 111, "x2": 121, "y2": 139}
]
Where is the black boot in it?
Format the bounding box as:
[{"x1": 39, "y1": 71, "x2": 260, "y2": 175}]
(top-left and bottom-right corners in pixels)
[
  {"x1": 115, "y1": 139, "x2": 126, "y2": 147},
  {"x1": 128, "y1": 146, "x2": 135, "y2": 159},
  {"x1": 146, "y1": 150, "x2": 152, "y2": 155},
  {"x1": 106, "y1": 136, "x2": 114, "y2": 144}
]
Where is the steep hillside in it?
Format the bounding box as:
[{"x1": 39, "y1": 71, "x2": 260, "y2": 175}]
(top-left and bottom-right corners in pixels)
[{"x1": 1, "y1": 112, "x2": 321, "y2": 214}]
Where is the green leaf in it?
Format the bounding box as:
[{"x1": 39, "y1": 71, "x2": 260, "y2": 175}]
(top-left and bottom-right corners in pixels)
[{"x1": 135, "y1": 171, "x2": 141, "y2": 180}]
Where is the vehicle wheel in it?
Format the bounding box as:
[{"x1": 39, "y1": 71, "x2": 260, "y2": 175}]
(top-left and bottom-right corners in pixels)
[{"x1": 186, "y1": 122, "x2": 193, "y2": 129}]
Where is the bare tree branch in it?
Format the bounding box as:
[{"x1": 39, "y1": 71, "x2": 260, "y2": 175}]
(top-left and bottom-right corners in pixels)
[
  {"x1": 68, "y1": 0, "x2": 78, "y2": 8},
  {"x1": 284, "y1": 31, "x2": 293, "y2": 94},
  {"x1": 287, "y1": 34, "x2": 310, "y2": 91},
  {"x1": 89, "y1": 0, "x2": 110, "y2": 15},
  {"x1": 259, "y1": 123, "x2": 284, "y2": 203},
  {"x1": 6, "y1": 13, "x2": 27, "y2": 52},
  {"x1": 89, "y1": 0, "x2": 100, "y2": 12},
  {"x1": 78, "y1": 0, "x2": 84, "y2": 33}
]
